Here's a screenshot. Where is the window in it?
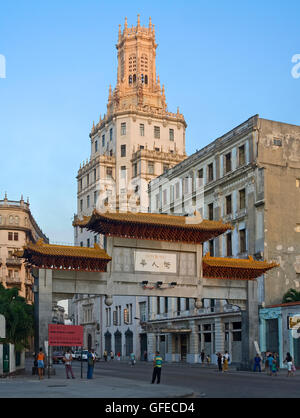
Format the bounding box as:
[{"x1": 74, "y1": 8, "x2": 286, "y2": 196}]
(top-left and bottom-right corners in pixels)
[
  {"x1": 273, "y1": 139, "x2": 282, "y2": 146},
  {"x1": 163, "y1": 189, "x2": 167, "y2": 205},
  {"x1": 87, "y1": 238, "x2": 90, "y2": 248},
  {"x1": 239, "y1": 189, "x2": 246, "y2": 209},
  {"x1": 121, "y1": 144, "x2": 126, "y2": 157},
  {"x1": 139, "y1": 145, "x2": 144, "y2": 150},
  {"x1": 296, "y1": 179, "x2": 300, "y2": 188},
  {"x1": 94, "y1": 235, "x2": 98, "y2": 244},
  {"x1": 139, "y1": 302, "x2": 147, "y2": 322},
  {"x1": 157, "y1": 297, "x2": 160, "y2": 314},
  {"x1": 148, "y1": 161, "x2": 154, "y2": 175},
  {"x1": 87, "y1": 174, "x2": 89, "y2": 187},
  {"x1": 120, "y1": 166, "x2": 127, "y2": 179},
  {"x1": 208, "y1": 203, "x2": 214, "y2": 221},
  {"x1": 226, "y1": 233, "x2": 232, "y2": 257},
  {"x1": 95, "y1": 140, "x2": 98, "y2": 153},
  {"x1": 177, "y1": 297, "x2": 181, "y2": 313},
  {"x1": 154, "y1": 126, "x2": 160, "y2": 139},
  {"x1": 14, "y1": 232, "x2": 18, "y2": 241},
  {"x1": 207, "y1": 163, "x2": 214, "y2": 182},
  {"x1": 164, "y1": 297, "x2": 168, "y2": 314},
  {"x1": 163, "y1": 164, "x2": 169, "y2": 174},
  {"x1": 226, "y1": 195, "x2": 232, "y2": 215},
  {"x1": 87, "y1": 195, "x2": 90, "y2": 208},
  {"x1": 110, "y1": 128, "x2": 113, "y2": 141},
  {"x1": 8, "y1": 232, "x2": 13, "y2": 241},
  {"x1": 155, "y1": 194, "x2": 160, "y2": 210},
  {"x1": 80, "y1": 199, "x2": 83, "y2": 212},
  {"x1": 94, "y1": 168, "x2": 96, "y2": 182},
  {"x1": 140, "y1": 124, "x2": 145, "y2": 136},
  {"x1": 239, "y1": 145, "x2": 245, "y2": 166},
  {"x1": 121, "y1": 122, "x2": 126, "y2": 136},
  {"x1": 133, "y1": 163, "x2": 137, "y2": 178},
  {"x1": 124, "y1": 309, "x2": 129, "y2": 324},
  {"x1": 209, "y1": 240, "x2": 214, "y2": 256},
  {"x1": 225, "y1": 152, "x2": 232, "y2": 173},
  {"x1": 102, "y1": 135, "x2": 105, "y2": 147},
  {"x1": 80, "y1": 241, "x2": 83, "y2": 247},
  {"x1": 94, "y1": 191, "x2": 97, "y2": 205},
  {"x1": 185, "y1": 298, "x2": 190, "y2": 311},
  {"x1": 169, "y1": 129, "x2": 174, "y2": 141},
  {"x1": 175, "y1": 182, "x2": 180, "y2": 199},
  {"x1": 239, "y1": 229, "x2": 246, "y2": 253}
]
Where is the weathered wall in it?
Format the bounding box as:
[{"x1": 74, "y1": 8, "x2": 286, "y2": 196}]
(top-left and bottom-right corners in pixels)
[{"x1": 258, "y1": 118, "x2": 300, "y2": 305}]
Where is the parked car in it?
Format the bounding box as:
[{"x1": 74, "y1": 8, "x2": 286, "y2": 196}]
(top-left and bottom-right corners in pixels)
[
  {"x1": 52, "y1": 351, "x2": 65, "y2": 364},
  {"x1": 73, "y1": 351, "x2": 82, "y2": 360},
  {"x1": 78, "y1": 350, "x2": 89, "y2": 361}
]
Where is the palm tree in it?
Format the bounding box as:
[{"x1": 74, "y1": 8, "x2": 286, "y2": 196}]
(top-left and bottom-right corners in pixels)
[{"x1": 282, "y1": 288, "x2": 300, "y2": 304}]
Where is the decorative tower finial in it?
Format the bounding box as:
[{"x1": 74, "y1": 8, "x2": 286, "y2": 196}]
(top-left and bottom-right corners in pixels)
[
  {"x1": 124, "y1": 17, "x2": 128, "y2": 30},
  {"x1": 118, "y1": 24, "x2": 122, "y2": 41},
  {"x1": 137, "y1": 14, "x2": 140, "y2": 28},
  {"x1": 149, "y1": 16, "x2": 152, "y2": 29}
]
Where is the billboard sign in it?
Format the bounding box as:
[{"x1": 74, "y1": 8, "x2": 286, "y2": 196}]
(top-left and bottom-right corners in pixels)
[{"x1": 48, "y1": 324, "x2": 84, "y2": 347}]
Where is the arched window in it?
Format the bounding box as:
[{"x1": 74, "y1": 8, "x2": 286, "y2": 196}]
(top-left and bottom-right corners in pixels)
[
  {"x1": 141, "y1": 74, "x2": 144, "y2": 83},
  {"x1": 145, "y1": 75, "x2": 148, "y2": 85},
  {"x1": 133, "y1": 74, "x2": 136, "y2": 83},
  {"x1": 9, "y1": 215, "x2": 14, "y2": 224},
  {"x1": 129, "y1": 75, "x2": 132, "y2": 85}
]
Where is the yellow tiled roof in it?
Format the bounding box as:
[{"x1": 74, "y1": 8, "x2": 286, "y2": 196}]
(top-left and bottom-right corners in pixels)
[
  {"x1": 203, "y1": 253, "x2": 279, "y2": 270},
  {"x1": 22, "y1": 239, "x2": 111, "y2": 260},
  {"x1": 74, "y1": 210, "x2": 233, "y2": 232}
]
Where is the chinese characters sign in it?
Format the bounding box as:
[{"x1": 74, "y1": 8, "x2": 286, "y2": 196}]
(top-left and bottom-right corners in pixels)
[
  {"x1": 134, "y1": 250, "x2": 177, "y2": 274},
  {"x1": 48, "y1": 324, "x2": 83, "y2": 347}
]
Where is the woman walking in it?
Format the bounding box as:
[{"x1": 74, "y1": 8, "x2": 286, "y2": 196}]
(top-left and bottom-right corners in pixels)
[
  {"x1": 37, "y1": 347, "x2": 45, "y2": 380},
  {"x1": 284, "y1": 352, "x2": 294, "y2": 377}
]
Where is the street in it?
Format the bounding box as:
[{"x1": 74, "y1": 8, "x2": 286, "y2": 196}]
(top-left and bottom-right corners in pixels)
[{"x1": 2, "y1": 359, "x2": 298, "y2": 398}]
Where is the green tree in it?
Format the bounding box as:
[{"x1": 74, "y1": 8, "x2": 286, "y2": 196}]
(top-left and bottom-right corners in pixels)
[
  {"x1": 0, "y1": 284, "x2": 34, "y2": 350},
  {"x1": 282, "y1": 288, "x2": 300, "y2": 304}
]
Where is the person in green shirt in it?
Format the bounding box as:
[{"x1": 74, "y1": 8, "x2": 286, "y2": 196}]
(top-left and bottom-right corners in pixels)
[{"x1": 151, "y1": 351, "x2": 163, "y2": 384}]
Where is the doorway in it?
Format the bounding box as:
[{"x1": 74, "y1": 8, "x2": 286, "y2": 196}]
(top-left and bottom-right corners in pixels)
[{"x1": 180, "y1": 334, "x2": 188, "y2": 361}]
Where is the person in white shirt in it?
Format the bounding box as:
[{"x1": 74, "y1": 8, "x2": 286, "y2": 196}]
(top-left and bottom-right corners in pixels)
[{"x1": 64, "y1": 349, "x2": 75, "y2": 379}]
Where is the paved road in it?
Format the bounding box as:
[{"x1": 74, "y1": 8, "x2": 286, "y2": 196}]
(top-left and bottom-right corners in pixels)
[
  {"x1": 2, "y1": 359, "x2": 300, "y2": 398},
  {"x1": 74, "y1": 360, "x2": 300, "y2": 398}
]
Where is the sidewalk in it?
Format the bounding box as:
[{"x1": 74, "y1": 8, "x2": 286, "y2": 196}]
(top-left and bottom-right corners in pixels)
[{"x1": 0, "y1": 361, "x2": 195, "y2": 398}]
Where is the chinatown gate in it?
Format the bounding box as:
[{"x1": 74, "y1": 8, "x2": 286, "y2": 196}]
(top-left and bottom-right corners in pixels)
[{"x1": 19, "y1": 211, "x2": 278, "y2": 368}]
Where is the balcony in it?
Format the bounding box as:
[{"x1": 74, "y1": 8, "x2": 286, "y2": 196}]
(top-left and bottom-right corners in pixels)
[
  {"x1": 5, "y1": 276, "x2": 22, "y2": 286},
  {"x1": 6, "y1": 257, "x2": 22, "y2": 267}
]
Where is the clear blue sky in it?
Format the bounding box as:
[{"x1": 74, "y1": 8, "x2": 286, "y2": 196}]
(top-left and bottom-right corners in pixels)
[{"x1": 0, "y1": 0, "x2": 299, "y2": 243}]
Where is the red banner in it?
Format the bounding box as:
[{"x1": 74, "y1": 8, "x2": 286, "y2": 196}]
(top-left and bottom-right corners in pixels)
[{"x1": 48, "y1": 324, "x2": 83, "y2": 347}]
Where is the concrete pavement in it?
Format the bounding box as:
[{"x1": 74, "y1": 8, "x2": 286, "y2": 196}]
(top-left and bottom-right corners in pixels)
[{"x1": 0, "y1": 360, "x2": 196, "y2": 398}]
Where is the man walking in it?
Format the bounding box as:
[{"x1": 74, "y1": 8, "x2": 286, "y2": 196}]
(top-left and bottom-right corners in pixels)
[
  {"x1": 87, "y1": 349, "x2": 95, "y2": 379},
  {"x1": 253, "y1": 353, "x2": 261, "y2": 372},
  {"x1": 64, "y1": 349, "x2": 75, "y2": 379},
  {"x1": 151, "y1": 351, "x2": 163, "y2": 384}
]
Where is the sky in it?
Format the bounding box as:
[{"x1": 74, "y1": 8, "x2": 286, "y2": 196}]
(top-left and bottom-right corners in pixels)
[{"x1": 0, "y1": 0, "x2": 299, "y2": 244}]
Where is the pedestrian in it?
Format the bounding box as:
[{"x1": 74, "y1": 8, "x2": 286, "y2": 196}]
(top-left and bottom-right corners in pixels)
[
  {"x1": 143, "y1": 350, "x2": 147, "y2": 361},
  {"x1": 253, "y1": 353, "x2": 262, "y2": 372},
  {"x1": 217, "y1": 353, "x2": 222, "y2": 372},
  {"x1": 284, "y1": 352, "x2": 294, "y2": 377},
  {"x1": 222, "y1": 351, "x2": 230, "y2": 372},
  {"x1": 267, "y1": 353, "x2": 274, "y2": 376},
  {"x1": 87, "y1": 349, "x2": 95, "y2": 379},
  {"x1": 200, "y1": 350, "x2": 205, "y2": 364},
  {"x1": 64, "y1": 349, "x2": 75, "y2": 379},
  {"x1": 206, "y1": 354, "x2": 211, "y2": 366},
  {"x1": 130, "y1": 352, "x2": 136, "y2": 366},
  {"x1": 37, "y1": 347, "x2": 45, "y2": 380},
  {"x1": 110, "y1": 350, "x2": 114, "y2": 361},
  {"x1": 151, "y1": 351, "x2": 163, "y2": 384},
  {"x1": 103, "y1": 350, "x2": 108, "y2": 362},
  {"x1": 117, "y1": 351, "x2": 121, "y2": 361},
  {"x1": 271, "y1": 359, "x2": 278, "y2": 376}
]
